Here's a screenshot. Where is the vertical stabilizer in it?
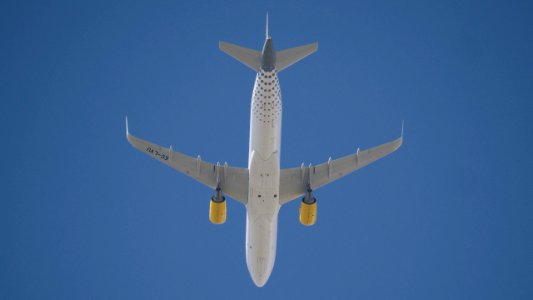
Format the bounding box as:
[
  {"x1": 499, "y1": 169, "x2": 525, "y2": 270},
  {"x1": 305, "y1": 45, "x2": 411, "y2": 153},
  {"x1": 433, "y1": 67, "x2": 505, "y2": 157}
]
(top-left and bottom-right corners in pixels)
[{"x1": 266, "y1": 12, "x2": 270, "y2": 39}]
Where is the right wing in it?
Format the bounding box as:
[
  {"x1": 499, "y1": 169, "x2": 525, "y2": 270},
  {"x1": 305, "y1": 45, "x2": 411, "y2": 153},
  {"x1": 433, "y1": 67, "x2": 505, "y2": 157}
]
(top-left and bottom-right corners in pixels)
[
  {"x1": 126, "y1": 118, "x2": 249, "y2": 204},
  {"x1": 279, "y1": 133, "x2": 403, "y2": 205}
]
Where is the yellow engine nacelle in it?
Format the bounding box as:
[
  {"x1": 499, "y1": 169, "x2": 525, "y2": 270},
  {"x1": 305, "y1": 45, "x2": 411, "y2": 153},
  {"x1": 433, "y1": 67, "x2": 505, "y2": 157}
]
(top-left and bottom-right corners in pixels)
[
  {"x1": 209, "y1": 198, "x2": 226, "y2": 224},
  {"x1": 299, "y1": 200, "x2": 317, "y2": 226}
]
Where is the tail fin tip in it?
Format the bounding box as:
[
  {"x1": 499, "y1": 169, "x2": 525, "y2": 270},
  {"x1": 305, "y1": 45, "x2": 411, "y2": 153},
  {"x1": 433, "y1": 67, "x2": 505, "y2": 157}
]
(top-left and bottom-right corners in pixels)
[{"x1": 266, "y1": 12, "x2": 270, "y2": 39}]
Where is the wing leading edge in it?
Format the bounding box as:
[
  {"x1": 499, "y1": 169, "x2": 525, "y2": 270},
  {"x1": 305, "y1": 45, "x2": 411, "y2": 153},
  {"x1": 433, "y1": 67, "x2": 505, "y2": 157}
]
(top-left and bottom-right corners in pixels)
[
  {"x1": 126, "y1": 118, "x2": 249, "y2": 204},
  {"x1": 279, "y1": 129, "x2": 403, "y2": 205}
]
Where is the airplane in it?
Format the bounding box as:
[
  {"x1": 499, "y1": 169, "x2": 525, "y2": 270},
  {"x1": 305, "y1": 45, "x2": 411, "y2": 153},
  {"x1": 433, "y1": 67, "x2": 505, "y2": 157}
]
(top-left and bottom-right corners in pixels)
[{"x1": 126, "y1": 15, "x2": 403, "y2": 287}]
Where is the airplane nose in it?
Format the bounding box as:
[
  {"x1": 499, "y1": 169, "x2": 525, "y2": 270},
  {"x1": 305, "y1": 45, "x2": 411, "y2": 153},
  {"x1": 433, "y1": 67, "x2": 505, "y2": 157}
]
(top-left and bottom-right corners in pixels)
[
  {"x1": 252, "y1": 273, "x2": 268, "y2": 287},
  {"x1": 249, "y1": 256, "x2": 272, "y2": 287}
]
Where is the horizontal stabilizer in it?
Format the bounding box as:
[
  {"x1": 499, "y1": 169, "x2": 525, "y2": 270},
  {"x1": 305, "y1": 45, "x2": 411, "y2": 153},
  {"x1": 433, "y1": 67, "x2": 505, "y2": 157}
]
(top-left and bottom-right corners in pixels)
[
  {"x1": 219, "y1": 41, "x2": 261, "y2": 71},
  {"x1": 276, "y1": 43, "x2": 318, "y2": 72}
]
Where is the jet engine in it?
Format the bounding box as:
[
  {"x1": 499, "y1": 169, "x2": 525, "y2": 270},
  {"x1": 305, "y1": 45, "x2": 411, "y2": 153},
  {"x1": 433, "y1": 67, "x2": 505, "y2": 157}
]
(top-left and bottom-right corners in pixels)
[
  {"x1": 299, "y1": 188, "x2": 317, "y2": 226},
  {"x1": 209, "y1": 187, "x2": 226, "y2": 224}
]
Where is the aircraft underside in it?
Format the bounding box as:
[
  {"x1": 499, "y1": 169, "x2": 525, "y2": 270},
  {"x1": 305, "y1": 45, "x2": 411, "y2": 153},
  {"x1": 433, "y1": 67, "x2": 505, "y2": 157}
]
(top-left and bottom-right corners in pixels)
[{"x1": 126, "y1": 16, "x2": 402, "y2": 287}]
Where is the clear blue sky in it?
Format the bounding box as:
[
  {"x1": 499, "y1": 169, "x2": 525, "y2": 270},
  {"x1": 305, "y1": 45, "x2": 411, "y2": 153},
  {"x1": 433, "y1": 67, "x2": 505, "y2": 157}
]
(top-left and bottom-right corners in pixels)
[{"x1": 2, "y1": 0, "x2": 532, "y2": 299}]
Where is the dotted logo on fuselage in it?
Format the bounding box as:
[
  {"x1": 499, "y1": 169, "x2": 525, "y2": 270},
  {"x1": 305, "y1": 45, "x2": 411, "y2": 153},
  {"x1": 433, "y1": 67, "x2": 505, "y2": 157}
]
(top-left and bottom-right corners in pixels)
[{"x1": 252, "y1": 70, "x2": 282, "y2": 124}]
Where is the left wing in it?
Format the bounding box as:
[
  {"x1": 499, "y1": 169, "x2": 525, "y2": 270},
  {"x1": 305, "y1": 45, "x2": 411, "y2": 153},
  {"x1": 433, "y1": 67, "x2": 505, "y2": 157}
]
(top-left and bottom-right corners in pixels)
[
  {"x1": 279, "y1": 132, "x2": 403, "y2": 205},
  {"x1": 126, "y1": 118, "x2": 249, "y2": 204}
]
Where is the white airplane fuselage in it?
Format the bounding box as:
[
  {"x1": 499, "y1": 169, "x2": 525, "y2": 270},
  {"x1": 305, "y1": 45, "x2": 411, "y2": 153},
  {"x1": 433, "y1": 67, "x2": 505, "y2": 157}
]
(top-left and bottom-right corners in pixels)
[{"x1": 246, "y1": 68, "x2": 282, "y2": 287}]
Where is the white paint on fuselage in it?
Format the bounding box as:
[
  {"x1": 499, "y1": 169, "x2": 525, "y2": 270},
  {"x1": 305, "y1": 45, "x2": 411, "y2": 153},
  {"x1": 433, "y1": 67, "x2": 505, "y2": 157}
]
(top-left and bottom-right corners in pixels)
[{"x1": 246, "y1": 69, "x2": 282, "y2": 287}]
